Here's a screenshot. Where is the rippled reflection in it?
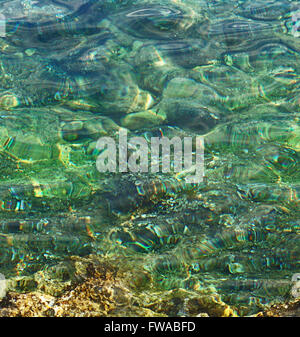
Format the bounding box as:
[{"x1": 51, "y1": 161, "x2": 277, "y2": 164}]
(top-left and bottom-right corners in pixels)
[{"x1": 0, "y1": 0, "x2": 299, "y2": 316}]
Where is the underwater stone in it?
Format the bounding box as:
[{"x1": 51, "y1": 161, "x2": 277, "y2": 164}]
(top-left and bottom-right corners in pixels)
[
  {"x1": 61, "y1": 121, "x2": 85, "y2": 142},
  {"x1": 7, "y1": 276, "x2": 37, "y2": 293},
  {"x1": 158, "y1": 77, "x2": 221, "y2": 132},
  {"x1": 0, "y1": 273, "x2": 6, "y2": 300},
  {"x1": 34, "y1": 262, "x2": 77, "y2": 297},
  {"x1": 97, "y1": 19, "x2": 135, "y2": 48},
  {"x1": 0, "y1": 129, "x2": 57, "y2": 163},
  {"x1": 59, "y1": 115, "x2": 122, "y2": 143},
  {"x1": 95, "y1": 67, "x2": 155, "y2": 117},
  {"x1": 121, "y1": 110, "x2": 166, "y2": 130},
  {"x1": 25, "y1": 49, "x2": 36, "y2": 57},
  {"x1": 161, "y1": 99, "x2": 220, "y2": 133},
  {"x1": 0, "y1": 0, "x2": 299, "y2": 318},
  {"x1": 133, "y1": 43, "x2": 188, "y2": 93},
  {"x1": 84, "y1": 117, "x2": 121, "y2": 138},
  {"x1": 162, "y1": 77, "x2": 222, "y2": 107},
  {"x1": 190, "y1": 64, "x2": 261, "y2": 110},
  {"x1": 163, "y1": 77, "x2": 201, "y2": 99},
  {"x1": 0, "y1": 255, "x2": 239, "y2": 317},
  {"x1": 0, "y1": 93, "x2": 20, "y2": 109}
]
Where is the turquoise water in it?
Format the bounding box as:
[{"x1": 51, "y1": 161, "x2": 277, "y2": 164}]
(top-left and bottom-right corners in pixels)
[{"x1": 0, "y1": 0, "x2": 299, "y2": 316}]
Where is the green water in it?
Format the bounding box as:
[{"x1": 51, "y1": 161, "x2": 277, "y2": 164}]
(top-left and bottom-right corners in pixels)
[{"x1": 0, "y1": 0, "x2": 299, "y2": 316}]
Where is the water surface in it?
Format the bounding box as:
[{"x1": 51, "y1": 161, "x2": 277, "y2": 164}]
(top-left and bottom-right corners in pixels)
[{"x1": 0, "y1": 0, "x2": 299, "y2": 316}]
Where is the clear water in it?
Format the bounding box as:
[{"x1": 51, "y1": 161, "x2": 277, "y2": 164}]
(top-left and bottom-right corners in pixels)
[{"x1": 0, "y1": 0, "x2": 299, "y2": 316}]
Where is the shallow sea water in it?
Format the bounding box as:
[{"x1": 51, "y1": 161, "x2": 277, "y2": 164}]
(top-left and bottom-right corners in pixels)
[{"x1": 0, "y1": 0, "x2": 299, "y2": 316}]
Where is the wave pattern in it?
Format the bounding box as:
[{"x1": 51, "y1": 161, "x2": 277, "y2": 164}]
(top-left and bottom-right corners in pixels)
[{"x1": 0, "y1": 0, "x2": 299, "y2": 316}]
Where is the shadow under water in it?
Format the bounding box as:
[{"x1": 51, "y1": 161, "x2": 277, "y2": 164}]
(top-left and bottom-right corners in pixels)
[{"x1": 0, "y1": 0, "x2": 299, "y2": 316}]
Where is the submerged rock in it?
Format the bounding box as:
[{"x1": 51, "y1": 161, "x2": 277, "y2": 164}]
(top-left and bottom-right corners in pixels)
[
  {"x1": 0, "y1": 255, "x2": 238, "y2": 317},
  {"x1": 0, "y1": 0, "x2": 299, "y2": 318},
  {"x1": 0, "y1": 273, "x2": 6, "y2": 301},
  {"x1": 121, "y1": 110, "x2": 166, "y2": 130},
  {"x1": 158, "y1": 77, "x2": 221, "y2": 132}
]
